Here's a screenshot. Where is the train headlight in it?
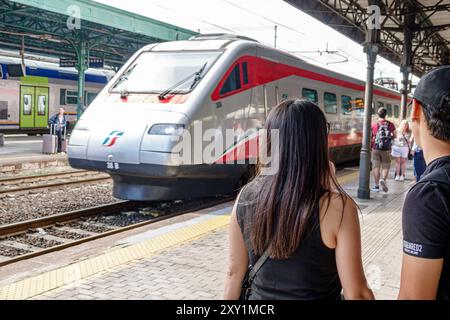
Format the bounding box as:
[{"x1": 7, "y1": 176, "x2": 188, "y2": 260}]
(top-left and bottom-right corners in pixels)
[{"x1": 148, "y1": 124, "x2": 185, "y2": 136}]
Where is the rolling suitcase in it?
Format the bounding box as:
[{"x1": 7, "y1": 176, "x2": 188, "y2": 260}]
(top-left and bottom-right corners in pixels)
[{"x1": 42, "y1": 124, "x2": 57, "y2": 154}]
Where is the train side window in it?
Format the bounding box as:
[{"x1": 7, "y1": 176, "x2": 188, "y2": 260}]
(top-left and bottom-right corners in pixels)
[
  {"x1": 377, "y1": 102, "x2": 384, "y2": 113},
  {"x1": 355, "y1": 97, "x2": 364, "y2": 114},
  {"x1": 407, "y1": 104, "x2": 412, "y2": 118},
  {"x1": 394, "y1": 105, "x2": 400, "y2": 118},
  {"x1": 23, "y1": 94, "x2": 32, "y2": 115},
  {"x1": 341, "y1": 95, "x2": 352, "y2": 115},
  {"x1": 65, "y1": 90, "x2": 78, "y2": 105},
  {"x1": 84, "y1": 92, "x2": 98, "y2": 106},
  {"x1": 386, "y1": 104, "x2": 393, "y2": 117},
  {"x1": 60, "y1": 89, "x2": 66, "y2": 105},
  {"x1": 242, "y1": 62, "x2": 249, "y2": 85},
  {"x1": 220, "y1": 64, "x2": 241, "y2": 95},
  {"x1": 324, "y1": 92, "x2": 337, "y2": 114},
  {"x1": 302, "y1": 88, "x2": 318, "y2": 103},
  {"x1": 0, "y1": 101, "x2": 8, "y2": 120},
  {"x1": 37, "y1": 96, "x2": 46, "y2": 116}
]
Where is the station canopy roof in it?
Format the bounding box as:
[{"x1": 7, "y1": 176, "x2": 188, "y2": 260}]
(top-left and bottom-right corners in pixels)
[
  {"x1": 284, "y1": 0, "x2": 450, "y2": 77},
  {"x1": 0, "y1": 0, "x2": 198, "y2": 68}
]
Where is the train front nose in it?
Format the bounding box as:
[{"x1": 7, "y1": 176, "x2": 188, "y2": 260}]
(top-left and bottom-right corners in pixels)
[{"x1": 67, "y1": 108, "x2": 189, "y2": 175}]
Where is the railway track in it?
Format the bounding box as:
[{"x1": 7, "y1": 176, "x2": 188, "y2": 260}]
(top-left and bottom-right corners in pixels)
[
  {"x1": 0, "y1": 196, "x2": 233, "y2": 267},
  {"x1": 0, "y1": 170, "x2": 111, "y2": 194}
]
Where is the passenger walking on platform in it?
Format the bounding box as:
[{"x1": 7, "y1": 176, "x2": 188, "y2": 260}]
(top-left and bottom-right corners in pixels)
[
  {"x1": 399, "y1": 66, "x2": 450, "y2": 300},
  {"x1": 48, "y1": 107, "x2": 68, "y2": 154},
  {"x1": 391, "y1": 120, "x2": 412, "y2": 181},
  {"x1": 224, "y1": 99, "x2": 374, "y2": 300},
  {"x1": 371, "y1": 107, "x2": 396, "y2": 193}
]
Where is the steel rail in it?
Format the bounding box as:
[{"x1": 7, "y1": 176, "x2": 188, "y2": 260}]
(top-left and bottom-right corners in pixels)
[{"x1": 0, "y1": 196, "x2": 234, "y2": 267}]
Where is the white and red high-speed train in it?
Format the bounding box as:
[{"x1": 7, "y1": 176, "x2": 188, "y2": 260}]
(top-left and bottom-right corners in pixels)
[{"x1": 68, "y1": 34, "x2": 407, "y2": 201}]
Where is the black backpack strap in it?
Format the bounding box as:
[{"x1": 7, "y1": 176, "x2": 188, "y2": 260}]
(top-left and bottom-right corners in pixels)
[
  {"x1": 248, "y1": 248, "x2": 270, "y2": 282},
  {"x1": 417, "y1": 165, "x2": 450, "y2": 187}
]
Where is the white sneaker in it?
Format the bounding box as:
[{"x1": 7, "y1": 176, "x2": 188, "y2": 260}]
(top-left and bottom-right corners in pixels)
[
  {"x1": 399, "y1": 176, "x2": 405, "y2": 181},
  {"x1": 380, "y1": 179, "x2": 389, "y2": 192},
  {"x1": 395, "y1": 175, "x2": 400, "y2": 181}
]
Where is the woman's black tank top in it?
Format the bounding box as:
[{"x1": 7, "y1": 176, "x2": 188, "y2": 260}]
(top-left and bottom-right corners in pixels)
[{"x1": 236, "y1": 177, "x2": 342, "y2": 300}]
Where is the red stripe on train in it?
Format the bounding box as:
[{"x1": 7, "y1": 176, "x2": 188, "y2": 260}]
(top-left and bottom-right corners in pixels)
[
  {"x1": 215, "y1": 132, "x2": 363, "y2": 163},
  {"x1": 211, "y1": 56, "x2": 401, "y2": 102}
]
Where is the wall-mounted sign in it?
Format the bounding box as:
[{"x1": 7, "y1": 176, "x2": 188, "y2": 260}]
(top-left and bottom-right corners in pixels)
[
  {"x1": 60, "y1": 57, "x2": 104, "y2": 68},
  {"x1": 59, "y1": 57, "x2": 77, "y2": 68},
  {"x1": 88, "y1": 57, "x2": 104, "y2": 68}
]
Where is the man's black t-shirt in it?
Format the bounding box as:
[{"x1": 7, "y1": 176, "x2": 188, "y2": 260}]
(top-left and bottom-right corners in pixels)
[{"x1": 403, "y1": 156, "x2": 450, "y2": 300}]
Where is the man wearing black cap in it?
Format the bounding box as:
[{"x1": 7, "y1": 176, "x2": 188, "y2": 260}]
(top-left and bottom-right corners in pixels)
[{"x1": 398, "y1": 66, "x2": 450, "y2": 300}]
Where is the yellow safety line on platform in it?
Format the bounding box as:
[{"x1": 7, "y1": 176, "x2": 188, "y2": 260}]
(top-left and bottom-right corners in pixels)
[
  {"x1": 0, "y1": 170, "x2": 359, "y2": 300},
  {"x1": 0, "y1": 215, "x2": 230, "y2": 300},
  {"x1": 337, "y1": 171, "x2": 359, "y2": 185}
]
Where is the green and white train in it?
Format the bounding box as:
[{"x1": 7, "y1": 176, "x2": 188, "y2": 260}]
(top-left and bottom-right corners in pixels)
[{"x1": 0, "y1": 56, "x2": 114, "y2": 134}]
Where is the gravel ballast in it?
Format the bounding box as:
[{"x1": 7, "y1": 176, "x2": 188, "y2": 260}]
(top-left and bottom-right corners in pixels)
[{"x1": 0, "y1": 182, "x2": 118, "y2": 225}]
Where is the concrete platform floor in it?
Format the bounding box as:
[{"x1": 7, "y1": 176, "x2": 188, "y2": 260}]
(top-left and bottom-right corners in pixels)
[{"x1": 0, "y1": 163, "x2": 415, "y2": 300}]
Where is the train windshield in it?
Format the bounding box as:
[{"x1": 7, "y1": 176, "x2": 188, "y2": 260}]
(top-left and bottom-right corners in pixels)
[{"x1": 110, "y1": 51, "x2": 222, "y2": 94}]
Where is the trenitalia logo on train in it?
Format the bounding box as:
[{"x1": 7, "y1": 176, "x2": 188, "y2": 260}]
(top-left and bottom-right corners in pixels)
[{"x1": 102, "y1": 130, "x2": 124, "y2": 147}]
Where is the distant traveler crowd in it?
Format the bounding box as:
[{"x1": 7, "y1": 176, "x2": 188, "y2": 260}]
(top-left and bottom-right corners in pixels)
[{"x1": 224, "y1": 65, "x2": 450, "y2": 300}]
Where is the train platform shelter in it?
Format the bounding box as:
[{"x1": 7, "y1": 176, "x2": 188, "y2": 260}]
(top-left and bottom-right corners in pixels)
[
  {"x1": 0, "y1": 0, "x2": 197, "y2": 118},
  {"x1": 0, "y1": 164, "x2": 413, "y2": 300}
]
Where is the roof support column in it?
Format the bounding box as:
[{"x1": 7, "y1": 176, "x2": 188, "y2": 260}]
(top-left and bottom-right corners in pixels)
[
  {"x1": 76, "y1": 34, "x2": 89, "y2": 120},
  {"x1": 358, "y1": 0, "x2": 380, "y2": 200},
  {"x1": 400, "y1": 5, "x2": 414, "y2": 120},
  {"x1": 400, "y1": 66, "x2": 411, "y2": 120},
  {"x1": 357, "y1": 42, "x2": 379, "y2": 199}
]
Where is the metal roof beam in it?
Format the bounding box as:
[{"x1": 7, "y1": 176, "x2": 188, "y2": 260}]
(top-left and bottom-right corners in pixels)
[
  {"x1": 284, "y1": 0, "x2": 449, "y2": 76},
  {"x1": 9, "y1": 0, "x2": 196, "y2": 41}
]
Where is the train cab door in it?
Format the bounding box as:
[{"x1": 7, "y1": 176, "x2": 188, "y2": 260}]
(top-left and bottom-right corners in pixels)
[{"x1": 19, "y1": 85, "x2": 49, "y2": 129}]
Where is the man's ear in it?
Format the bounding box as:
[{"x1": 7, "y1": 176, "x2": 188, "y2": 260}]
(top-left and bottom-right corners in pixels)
[{"x1": 411, "y1": 99, "x2": 422, "y2": 121}]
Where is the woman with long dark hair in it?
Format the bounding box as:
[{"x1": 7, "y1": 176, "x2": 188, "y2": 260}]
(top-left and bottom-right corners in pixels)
[{"x1": 223, "y1": 99, "x2": 374, "y2": 300}]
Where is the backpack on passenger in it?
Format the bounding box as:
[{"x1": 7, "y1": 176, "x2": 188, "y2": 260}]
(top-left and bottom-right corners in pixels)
[{"x1": 374, "y1": 121, "x2": 393, "y2": 150}]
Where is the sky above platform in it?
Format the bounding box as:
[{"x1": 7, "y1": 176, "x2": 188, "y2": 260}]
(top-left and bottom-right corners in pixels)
[{"x1": 96, "y1": 0, "x2": 419, "y2": 86}]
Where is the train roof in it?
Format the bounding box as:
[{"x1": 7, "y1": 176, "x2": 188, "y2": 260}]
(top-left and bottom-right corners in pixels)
[
  {"x1": 144, "y1": 33, "x2": 406, "y2": 99},
  {"x1": 0, "y1": 55, "x2": 115, "y2": 78}
]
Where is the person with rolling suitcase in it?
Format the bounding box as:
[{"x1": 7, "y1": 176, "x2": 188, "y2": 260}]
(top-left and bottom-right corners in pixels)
[{"x1": 48, "y1": 107, "x2": 69, "y2": 154}]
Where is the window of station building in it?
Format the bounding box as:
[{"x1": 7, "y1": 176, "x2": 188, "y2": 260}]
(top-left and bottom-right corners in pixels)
[
  {"x1": 220, "y1": 64, "x2": 241, "y2": 96},
  {"x1": 341, "y1": 95, "x2": 352, "y2": 115},
  {"x1": 394, "y1": 105, "x2": 400, "y2": 118},
  {"x1": 302, "y1": 88, "x2": 318, "y2": 104},
  {"x1": 242, "y1": 62, "x2": 249, "y2": 85},
  {"x1": 386, "y1": 104, "x2": 393, "y2": 117},
  {"x1": 324, "y1": 92, "x2": 337, "y2": 114}
]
